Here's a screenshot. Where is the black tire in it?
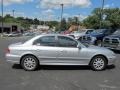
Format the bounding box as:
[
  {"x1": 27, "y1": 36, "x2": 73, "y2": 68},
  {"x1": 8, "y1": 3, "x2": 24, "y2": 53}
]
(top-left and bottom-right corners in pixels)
[
  {"x1": 90, "y1": 56, "x2": 107, "y2": 71},
  {"x1": 21, "y1": 55, "x2": 39, "y2": 71}
]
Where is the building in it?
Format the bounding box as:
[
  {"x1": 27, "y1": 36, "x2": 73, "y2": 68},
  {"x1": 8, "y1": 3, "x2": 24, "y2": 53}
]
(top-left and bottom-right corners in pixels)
[
  {"x1": 30, "y1": 25, "x2": 50, "y2": 33},
  {"x1": 37, "y1": 25, "x2": 49, "y2": 30},
  {"x1": 0, "y1": 23, "x2": 21, "y2": 33}
]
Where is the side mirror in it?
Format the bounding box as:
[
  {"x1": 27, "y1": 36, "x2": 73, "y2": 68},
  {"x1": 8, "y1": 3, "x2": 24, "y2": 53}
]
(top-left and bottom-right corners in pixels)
[{"x1": 77, "y1": 44, "x2": 81, "y2": 49}]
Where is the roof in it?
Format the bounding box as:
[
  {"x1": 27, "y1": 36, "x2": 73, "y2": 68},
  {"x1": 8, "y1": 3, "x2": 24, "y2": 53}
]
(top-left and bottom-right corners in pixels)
[{"x1": 0, "y1": 23, "x2": 19, "y2": 27}]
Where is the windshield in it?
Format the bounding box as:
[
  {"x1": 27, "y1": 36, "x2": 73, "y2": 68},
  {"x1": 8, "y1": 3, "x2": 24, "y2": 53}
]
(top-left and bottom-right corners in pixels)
[
  {"x1": 113, "y1": 30, "x2": 120, "y2": 35},
  {"x1": 76, "y1": 39, "x2": 89, "y2": 47},
  {"x1": 92, "y1": 29, "x2": 106, "y2": 34}
]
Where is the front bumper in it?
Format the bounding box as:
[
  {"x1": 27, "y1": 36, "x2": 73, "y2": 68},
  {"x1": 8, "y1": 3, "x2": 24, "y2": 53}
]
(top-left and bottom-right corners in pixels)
[{"x1": 107, "y1": 55, "x2": 116, "y2": 65}]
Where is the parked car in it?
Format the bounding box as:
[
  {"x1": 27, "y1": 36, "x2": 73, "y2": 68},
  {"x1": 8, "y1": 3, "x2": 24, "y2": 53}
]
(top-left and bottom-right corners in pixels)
[
  {"x1": 102, "y1": 30, "x2": 120, "y2": 50},
  {"x1": 69, "y1": 29, "x2": 95, "y2": 39},
  {"x1": 6, "y1": 34, "x2": 116, "y2": 71},
  {"x1": 78, "y1": 29, "x2": 116, "y2": 46},
  {"x1": 3, "y1": 32, "x2": 22, "y2": 37},
  {"x1": 23, "y1": 32, "x2": 35, "y2": 36},
  {"x1": 3, "y1": 33, "x2": 10, "y2": 37}
]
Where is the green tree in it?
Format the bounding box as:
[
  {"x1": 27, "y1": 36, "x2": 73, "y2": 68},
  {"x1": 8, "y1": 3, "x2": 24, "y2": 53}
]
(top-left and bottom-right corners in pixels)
[
  {"x1": 33, "y1": 18, "x2": 40, "y2": 25},
  {"x1": 83, "y1": 8, "x2": 120, "y2": 29},
  {"x1": 4, "y1": 14, "x2": 15, "y2": 23},
  {"x1": 47, "y1": 21, "x2": 59, "y2": 29},
  {"x1": 0, "y1": 14, "x2": 60, "y2": 31},
  {"x1": 83, "y1": 15, "x2": 100, "y2": 29}
]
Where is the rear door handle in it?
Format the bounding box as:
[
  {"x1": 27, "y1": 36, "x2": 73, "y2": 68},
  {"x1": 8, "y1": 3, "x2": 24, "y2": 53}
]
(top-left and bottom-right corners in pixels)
[{"x1": 60, "y1": 50, "x2": 67, "y2": 53}]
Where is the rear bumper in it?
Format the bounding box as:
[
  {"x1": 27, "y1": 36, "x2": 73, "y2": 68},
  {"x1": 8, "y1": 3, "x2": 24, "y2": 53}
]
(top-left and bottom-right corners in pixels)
[{"x1": 6, "y1": 54, "x2": 20, "y2": 64}]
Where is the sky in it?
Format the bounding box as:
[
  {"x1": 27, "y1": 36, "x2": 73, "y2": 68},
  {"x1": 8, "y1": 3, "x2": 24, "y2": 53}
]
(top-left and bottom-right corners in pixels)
[{"x1": 0, "y1": 0, "x2": 120, "y2": 21}]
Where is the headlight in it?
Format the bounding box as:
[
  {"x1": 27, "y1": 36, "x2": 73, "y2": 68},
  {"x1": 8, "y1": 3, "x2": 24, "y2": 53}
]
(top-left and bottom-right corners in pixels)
[
  {"x1": 91, "y1": 37, "x2": 96, "y2": 42},
  {"x1": 75, "y1": 36, "x2": 80, "y2": 39}
]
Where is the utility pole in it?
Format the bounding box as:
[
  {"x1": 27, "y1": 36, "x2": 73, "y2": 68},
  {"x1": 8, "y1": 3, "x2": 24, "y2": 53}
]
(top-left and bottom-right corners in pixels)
[
  {"x1": 12, "y1": 10, "x2": 15, "y2": 17},
  {"x1": 100, "y1": 0, "x2": 105, "y2": 29},
  {"x1": 60, "y1": 4, "x2": 64, "y2": 23},
  {"x1": 60, "y1": 4, "x2": 64, "y2": 30},
  {"x1": 1, "y1": 0, "x2": 4, "y2": 34},
  {"x1": 52, "y1": 3, "x2": 70, "y2": 31},
  {"x1": 11, "y1": 10, "x2": 15, "y2": 33},
  {"x1": 44, "y1": 17, "x2": 46, "y2": 26},
  {"x1": 78, "y1": 14, "x2": 81, "y2": 30}
]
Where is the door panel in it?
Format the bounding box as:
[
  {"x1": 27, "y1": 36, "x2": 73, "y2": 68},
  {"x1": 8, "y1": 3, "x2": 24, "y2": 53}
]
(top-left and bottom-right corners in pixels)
[
  {"x1": 57, "y1": 47, "x2": 84, "y2": 62},
  {"x1": 56, "y1": 36, "x2": 85, "y2": 64},
  {"x1": 32, "y1": 35, "x2": 58, "y2": 63},
  {"x1": 33, "y1": 46, "x2": 58, "y2": 63},
  {"x1": 57, "y1": 47, "x2": 89, "y2": 65}
]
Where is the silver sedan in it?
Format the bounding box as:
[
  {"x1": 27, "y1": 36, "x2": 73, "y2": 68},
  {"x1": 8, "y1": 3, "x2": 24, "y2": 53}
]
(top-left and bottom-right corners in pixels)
[{"x1": 6, "y1": 34, "x2": 116, "y2": 71}]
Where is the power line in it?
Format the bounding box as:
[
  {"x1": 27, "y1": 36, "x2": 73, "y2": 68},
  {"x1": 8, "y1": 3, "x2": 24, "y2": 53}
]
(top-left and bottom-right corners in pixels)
[{"x1": 1, "y1": 0, "x2": 4, "y2": 34}]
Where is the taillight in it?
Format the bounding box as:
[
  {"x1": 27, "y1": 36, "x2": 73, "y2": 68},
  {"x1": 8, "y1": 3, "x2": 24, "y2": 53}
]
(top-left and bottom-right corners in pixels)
[{"x1": 6, "y1": 48, "x2": 10, "y2": 54}]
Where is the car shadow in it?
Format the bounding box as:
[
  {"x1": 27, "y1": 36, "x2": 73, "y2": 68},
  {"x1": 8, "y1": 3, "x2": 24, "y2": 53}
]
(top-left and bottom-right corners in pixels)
[
  {"x1": 112, "y1": 49, "x2": 120, "y2": 54},
  {"x1": 12, "y1": 64, "x2": 115, "y2": 71},
  {"x1": 12, "y1": 64, "x2": 22, "y2": 69},
  {"x1": 107, "y1": 65, "x2": 116, "y2": 70},
  {"x1": 39, "y1": 65, "x2": 91, "y2": 70}
]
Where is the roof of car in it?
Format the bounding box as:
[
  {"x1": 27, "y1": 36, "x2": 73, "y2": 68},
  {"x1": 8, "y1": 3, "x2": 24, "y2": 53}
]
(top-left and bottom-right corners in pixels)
[
  {"x1": 23, "y1": 34, "x2": 76, "y2": 45},
  {"x1": 33, "y1": 34, "x2": 75, "y2": 39},
  {"x1": 38, "y1": 34, "x2": 69, "y2": 37}
]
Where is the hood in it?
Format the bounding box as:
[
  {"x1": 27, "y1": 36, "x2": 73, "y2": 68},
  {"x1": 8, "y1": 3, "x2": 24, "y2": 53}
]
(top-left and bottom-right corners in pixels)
[
  {"x1": 88, "y1": 45, "x2": 107, "y2": 50},
  {"x1": 81, "y1": 33, "x2": 102, "y2": 39},
  {"x1": 89, "y1": 32, "x2": 103, "y2": 37},
  {"x1": 105, "y1": 34, "x2": 120, "y2": 39},
  {"x1": 87, "y1": 45, "x2": 114, "y2": 54}
]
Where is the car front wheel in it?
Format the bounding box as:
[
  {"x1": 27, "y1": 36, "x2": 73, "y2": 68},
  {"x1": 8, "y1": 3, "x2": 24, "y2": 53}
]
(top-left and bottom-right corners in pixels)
[
  {"x1": 90, "y1": 56, "x2": 107, "y2": 71},
  {"x1": 21, "y1": 55, "x2": 39, "y2": 71}
]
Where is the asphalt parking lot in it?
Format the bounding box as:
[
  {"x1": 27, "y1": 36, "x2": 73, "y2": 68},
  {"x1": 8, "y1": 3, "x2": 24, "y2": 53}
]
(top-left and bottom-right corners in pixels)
[{"x1": 0, "y1": 36, "x2": 120, "y2": 90}]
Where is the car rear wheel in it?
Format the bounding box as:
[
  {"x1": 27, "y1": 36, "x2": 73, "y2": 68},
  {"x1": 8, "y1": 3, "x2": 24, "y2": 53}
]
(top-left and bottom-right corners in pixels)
[
  {"x1": 21, "y1": 55, "x2": 39, "y2": 71},
  {"x1": 90, "y1": 56, "x2": 107, "y2": 71}
]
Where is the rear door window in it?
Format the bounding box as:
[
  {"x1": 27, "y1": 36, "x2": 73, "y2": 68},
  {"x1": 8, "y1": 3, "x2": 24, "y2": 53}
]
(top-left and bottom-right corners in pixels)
[{"x1": 34, "y1": 36, "x2": 56, "y2": 46}]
